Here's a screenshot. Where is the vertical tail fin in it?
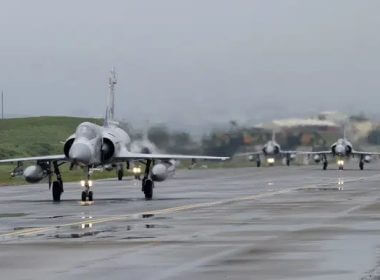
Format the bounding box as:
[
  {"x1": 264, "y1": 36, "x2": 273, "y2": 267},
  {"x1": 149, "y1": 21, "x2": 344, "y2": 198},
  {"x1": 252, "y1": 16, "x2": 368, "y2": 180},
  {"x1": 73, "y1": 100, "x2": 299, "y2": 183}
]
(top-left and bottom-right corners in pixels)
[
  {"x1": 104, "y1": 68, "x2": 117, "y2": 126},
  {"x1": 342, "y1": 121, "x2": 349, "y2": 139},
  {"x1": 272, "y1": 129, "x2": 276, "y2": 141}
]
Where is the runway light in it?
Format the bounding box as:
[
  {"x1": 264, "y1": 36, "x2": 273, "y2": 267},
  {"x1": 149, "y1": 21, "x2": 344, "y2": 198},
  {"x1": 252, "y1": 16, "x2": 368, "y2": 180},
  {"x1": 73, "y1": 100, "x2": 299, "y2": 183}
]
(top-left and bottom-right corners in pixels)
[
  {"x1": 267, "y1": 158, "x2": 275, "y2": 164},
  {"x1": 80, "y1": 180, "x2": 85, "y2": 187}
]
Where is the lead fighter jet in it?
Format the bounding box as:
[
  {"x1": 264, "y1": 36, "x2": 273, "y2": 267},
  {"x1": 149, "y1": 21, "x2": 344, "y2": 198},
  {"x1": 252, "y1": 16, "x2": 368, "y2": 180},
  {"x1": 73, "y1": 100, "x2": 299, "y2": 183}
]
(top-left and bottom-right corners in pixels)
[{"x1": 0, "y1": 69, "x2": 228, "y2": 202}]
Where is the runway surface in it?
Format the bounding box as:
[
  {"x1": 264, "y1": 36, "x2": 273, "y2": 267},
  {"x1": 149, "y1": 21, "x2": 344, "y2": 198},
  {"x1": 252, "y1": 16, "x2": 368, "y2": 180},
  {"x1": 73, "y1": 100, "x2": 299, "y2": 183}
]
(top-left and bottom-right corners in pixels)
[{"x1": 1, "y1": 163, "x2": 380, "y2": 279}]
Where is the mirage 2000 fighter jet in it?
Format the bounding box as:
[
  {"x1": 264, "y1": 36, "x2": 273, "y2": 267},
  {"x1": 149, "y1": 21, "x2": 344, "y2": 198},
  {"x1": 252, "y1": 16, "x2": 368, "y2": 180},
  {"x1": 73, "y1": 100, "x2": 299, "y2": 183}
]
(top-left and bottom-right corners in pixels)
[
  {"x1": 306, "y1": 136, "x2": 380, "y2": 170},
  {"x1": 237, "y1": 131, "x2": 297, "y2": 167},
  {"x1": 0, "y1": 69, "x2": 228, "y2": 202}
]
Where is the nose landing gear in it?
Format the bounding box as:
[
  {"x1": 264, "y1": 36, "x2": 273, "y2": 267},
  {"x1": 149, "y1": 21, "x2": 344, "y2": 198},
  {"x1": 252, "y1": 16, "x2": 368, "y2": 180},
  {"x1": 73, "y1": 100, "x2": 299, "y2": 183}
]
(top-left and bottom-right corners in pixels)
[
  {"x1": 81, "y1": 181, "x2": 93, "y2": 202},
  {"x1": 80, "y1": 167, "x2": 93, "y2": 202}
]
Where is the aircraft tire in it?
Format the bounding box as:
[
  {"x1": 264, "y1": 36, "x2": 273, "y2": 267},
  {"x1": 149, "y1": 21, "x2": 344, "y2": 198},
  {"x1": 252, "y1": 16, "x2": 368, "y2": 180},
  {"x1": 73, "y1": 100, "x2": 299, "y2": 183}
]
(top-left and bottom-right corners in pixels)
[
  {"x1": 323, "y1": 162, "x2": 328, "y2": 170},
  {"x1": 81, "y1": 191, "x2": 87, "y2": 202},
  {"x1": 88, "y1": 191, "x2": 93, "y2": 201},
  {"x1": 359, "y1": 161, "x2": 364, "y2": 170},
  {"x1": 256, "y1": 161, "x2": 261, "y2": 167},
  {"x1": 52, "y1": 181, "x2": 62, "y2": 202},
  {"x1": 143, "y1": 179, "x2": 153, "y2": 200},
  {"x1": 117, "y1": 170, "x2": 123, "y2": 181}
]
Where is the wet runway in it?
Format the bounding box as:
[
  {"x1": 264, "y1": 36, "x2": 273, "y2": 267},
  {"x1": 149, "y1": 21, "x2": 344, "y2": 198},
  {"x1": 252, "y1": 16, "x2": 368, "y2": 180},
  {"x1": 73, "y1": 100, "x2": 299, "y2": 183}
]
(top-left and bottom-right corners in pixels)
[{"x1": 1, "y1": 163, "x2": 380, "y2": 279}]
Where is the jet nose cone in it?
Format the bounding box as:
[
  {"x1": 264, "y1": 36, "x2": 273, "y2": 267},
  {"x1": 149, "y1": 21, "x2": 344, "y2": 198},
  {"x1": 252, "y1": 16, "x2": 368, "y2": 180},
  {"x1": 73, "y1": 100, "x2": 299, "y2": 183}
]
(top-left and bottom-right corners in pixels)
[
  {"x1": 266, "y1": 146, "x2": 273, "y2": 154},
  {"x1": 69, "y1": 143, "x2": 92, "y2": 165},
  {"x1": 335, "y1": 145, "x2": 345, "y2": 155}
]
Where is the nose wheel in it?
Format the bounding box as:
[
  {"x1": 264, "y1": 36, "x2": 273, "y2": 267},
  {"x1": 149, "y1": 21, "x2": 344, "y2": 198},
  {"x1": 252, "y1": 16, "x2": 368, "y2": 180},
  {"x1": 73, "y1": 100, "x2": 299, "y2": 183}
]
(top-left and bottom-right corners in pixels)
[
  {"x1": 81, "y1": 167, "x2": 93, "y2": 202},
  {"x1": 81, "y1": 182, "x2": 93, "y2": 202}
]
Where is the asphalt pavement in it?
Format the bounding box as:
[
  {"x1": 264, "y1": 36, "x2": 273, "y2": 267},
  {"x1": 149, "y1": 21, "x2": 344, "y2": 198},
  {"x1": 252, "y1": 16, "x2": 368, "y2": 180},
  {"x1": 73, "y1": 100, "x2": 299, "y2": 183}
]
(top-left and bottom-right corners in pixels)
[{"x1": 1, "y1": 162, "x2": 380, "y2": 279}]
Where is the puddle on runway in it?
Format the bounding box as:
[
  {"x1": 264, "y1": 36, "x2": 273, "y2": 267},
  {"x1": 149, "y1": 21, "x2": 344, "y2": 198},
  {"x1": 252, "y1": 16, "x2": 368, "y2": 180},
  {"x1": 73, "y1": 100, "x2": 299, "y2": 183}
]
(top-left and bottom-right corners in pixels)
[
  {"x1": 54, "y1": 231, "x2": 102, "y2": 239},
  {"x1": 13, "y1": 226, "x2": 37, "y2": 231},
  {"x1": 122, "y1": 236, "x2": 155, "y2": 240},
  {"x1": 35, "y1": 215, "x2": 70, "y2": 220},
  {"x1": 0, "y1": 213, "x2": 27, "y2": 218}
]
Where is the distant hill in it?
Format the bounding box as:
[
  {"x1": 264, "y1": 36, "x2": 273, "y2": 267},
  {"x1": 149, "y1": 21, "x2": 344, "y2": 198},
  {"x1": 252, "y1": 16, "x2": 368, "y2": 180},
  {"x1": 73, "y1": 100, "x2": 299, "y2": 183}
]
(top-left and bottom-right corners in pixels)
[{"x1": 0, "y1": 116, "x2": 103, "y2": 159}]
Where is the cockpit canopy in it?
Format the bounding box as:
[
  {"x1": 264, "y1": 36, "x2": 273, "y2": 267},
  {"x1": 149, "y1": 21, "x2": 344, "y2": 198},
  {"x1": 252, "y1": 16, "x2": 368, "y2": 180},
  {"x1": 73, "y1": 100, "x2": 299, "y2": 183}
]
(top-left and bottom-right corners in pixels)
[{"x1": 75, "y1": 123, "x2": 97, "y2": 140}]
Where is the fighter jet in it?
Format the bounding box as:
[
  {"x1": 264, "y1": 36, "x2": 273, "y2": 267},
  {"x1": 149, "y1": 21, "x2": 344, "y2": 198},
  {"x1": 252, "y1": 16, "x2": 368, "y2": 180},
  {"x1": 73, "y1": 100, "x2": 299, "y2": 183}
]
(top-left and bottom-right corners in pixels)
[
  {"x1": 237, "y1": 131, "x2": 297, "y2": 167},
  {"x1": 0, "y1": 69, "x2": 228, "y2": 202},
  {"x1": 306, "y1": 137, "x2": 380, "y2": 170}
]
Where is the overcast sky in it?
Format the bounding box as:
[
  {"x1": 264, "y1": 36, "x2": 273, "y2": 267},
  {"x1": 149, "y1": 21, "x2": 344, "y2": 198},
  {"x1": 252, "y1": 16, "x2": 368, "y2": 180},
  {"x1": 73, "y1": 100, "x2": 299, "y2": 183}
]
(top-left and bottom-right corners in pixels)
[{"x1": 1, "y1": 0, "x2": 380, "y2": 129}]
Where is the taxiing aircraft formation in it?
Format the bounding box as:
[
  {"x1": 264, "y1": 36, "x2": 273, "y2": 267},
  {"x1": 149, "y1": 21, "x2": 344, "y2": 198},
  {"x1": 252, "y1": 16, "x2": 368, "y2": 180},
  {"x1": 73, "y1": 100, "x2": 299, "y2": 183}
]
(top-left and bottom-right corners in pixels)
[
  {"x1": 1, "y1": 69, "x2": 379, "y2": 203},
  {"x1": 240, "y1": 132, "x2": 380, "y2": 170}
]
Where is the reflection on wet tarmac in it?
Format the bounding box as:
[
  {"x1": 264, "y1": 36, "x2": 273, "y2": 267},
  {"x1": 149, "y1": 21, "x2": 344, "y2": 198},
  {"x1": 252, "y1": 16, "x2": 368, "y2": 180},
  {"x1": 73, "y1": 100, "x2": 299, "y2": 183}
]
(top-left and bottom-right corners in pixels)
[
  {"x1": 80, "y1": 201, "x2": 94, "y2": 206},
  {"x1": 81, "y1": 222, "x2": 93, "y2": 229},
  {"x1": 337, "y1": 177, "x2": 344, "y2": 190}
]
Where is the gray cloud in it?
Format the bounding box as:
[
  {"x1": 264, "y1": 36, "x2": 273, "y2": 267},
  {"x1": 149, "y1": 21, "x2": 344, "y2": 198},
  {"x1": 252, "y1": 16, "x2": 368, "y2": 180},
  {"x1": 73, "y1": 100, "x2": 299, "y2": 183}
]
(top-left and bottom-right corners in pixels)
[{"x1": 1, "y1": 0, "x2": 380, "y2": 129}]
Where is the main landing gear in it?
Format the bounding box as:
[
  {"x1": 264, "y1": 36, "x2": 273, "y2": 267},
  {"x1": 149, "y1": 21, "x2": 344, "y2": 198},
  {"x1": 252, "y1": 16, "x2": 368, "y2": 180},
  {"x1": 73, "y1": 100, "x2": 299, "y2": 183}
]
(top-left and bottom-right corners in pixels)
[
  {"x1": 322, "y1": 155, "x2": 328, "y2": 170},
  {"x1": 286, "y1": 154, "x2": 290, "y2": 166},
  {"x1": 117, "y1": 166, "x2": 124, "y2": 181},
  {"x1": 51, "y1": 161, "x2": 64, "y2": 202},
  {"x1": 81, "y1": 167, "x2": 93, "y2": 202},
  {"x1": 359, "y1": 155, "x2": 364, "y2": 170},
  {"x1": 256, "y1": 155, "x2": 261, "y2": 167},
  {"x1": 142, "y1": 160, "x2": 154, "y2": 200}
]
